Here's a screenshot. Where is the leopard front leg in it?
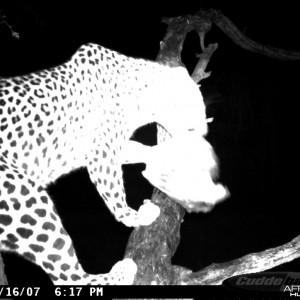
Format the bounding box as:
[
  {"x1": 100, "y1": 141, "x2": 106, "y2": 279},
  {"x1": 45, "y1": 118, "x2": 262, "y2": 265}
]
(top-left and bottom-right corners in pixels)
[
  {"x1": 0, "y1": 174, "x2": 137, "y2": 285},
  {"x1": 87, "y1": 146, "x2": 160, "y2": 228}
]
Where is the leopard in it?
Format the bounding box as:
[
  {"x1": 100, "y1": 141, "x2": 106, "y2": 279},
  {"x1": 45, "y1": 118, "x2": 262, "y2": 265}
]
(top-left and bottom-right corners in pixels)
[{"x1": 0, "y1": 43, "x2": 209, "y2": 285}]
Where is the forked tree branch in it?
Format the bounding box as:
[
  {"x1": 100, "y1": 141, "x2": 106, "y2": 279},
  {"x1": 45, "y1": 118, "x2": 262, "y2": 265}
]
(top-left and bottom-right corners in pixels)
[
  {"x1": 0, "y1": 12, "x2": 20, "y2": 39},
  {"x1": 123, "y1": 8, "x2": 300, "y2": 286}
]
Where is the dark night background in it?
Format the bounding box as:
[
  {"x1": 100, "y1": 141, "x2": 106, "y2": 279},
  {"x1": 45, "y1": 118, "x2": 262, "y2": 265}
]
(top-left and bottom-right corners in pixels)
[{"x1": 0, "y1": 0, "x2": 299, "y2": 288}]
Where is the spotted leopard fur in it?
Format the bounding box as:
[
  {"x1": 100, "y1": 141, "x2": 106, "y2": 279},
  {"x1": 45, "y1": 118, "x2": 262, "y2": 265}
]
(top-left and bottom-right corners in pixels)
[{"x1": 0, "y1": 43, "x2": 207, "y2": 284}]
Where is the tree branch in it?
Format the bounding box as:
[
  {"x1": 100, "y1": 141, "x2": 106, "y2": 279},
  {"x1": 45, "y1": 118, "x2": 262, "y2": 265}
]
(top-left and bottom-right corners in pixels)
[
  {"x1": 0, "y1": 12, "x2": 20, "y2": 39},
  {"x1": 182, "y1": 234, "x2": 300, "y2": 285},
  {"x1": 124, "y1": 189, "x2": 186, "y2": 284},
  {"x1": 123, "y1": 8, "x2": 300, "y2": 286},
  {"x1": 211, "y1": 9, "x2": 300, "y2": 60}
]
